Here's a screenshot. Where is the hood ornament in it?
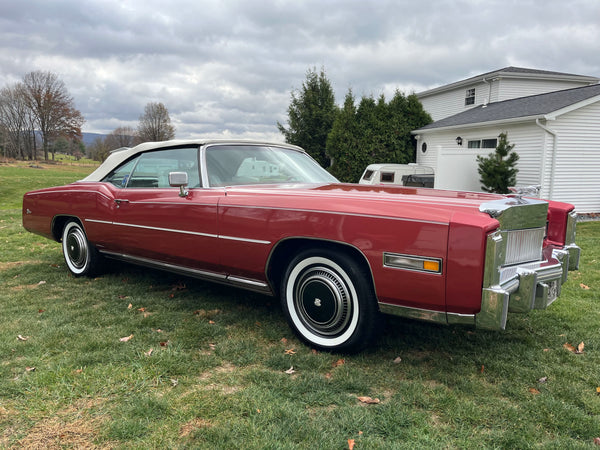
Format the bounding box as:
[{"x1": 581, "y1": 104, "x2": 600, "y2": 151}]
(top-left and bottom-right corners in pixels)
[{"x1": 508, "y1": 185, "x2": 541, "y2": 203}]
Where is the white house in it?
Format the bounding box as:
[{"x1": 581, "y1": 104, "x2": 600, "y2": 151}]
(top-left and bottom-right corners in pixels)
[{"x1": 412, "y1": 67, "x2": 600, "y2": 213}]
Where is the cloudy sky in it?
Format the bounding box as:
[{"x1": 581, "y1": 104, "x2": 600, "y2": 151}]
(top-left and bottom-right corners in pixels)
[{"x1": 1, "y1": 0, "x2": 598, "y2": 141}]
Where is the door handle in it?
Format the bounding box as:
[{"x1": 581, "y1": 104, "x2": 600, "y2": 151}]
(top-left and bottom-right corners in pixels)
[{"x1": 114, "y1": 199, "x2": 129, "y2": 208}]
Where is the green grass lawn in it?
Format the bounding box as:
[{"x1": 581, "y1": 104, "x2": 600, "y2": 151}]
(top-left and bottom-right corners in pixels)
[{"x1": 1, "y1": 162, "x2": 599, "y2": 448}]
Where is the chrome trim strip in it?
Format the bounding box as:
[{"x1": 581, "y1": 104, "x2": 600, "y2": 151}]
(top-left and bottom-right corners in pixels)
[
  {"x1": 378, "y1": 302, "x2": 447, "y2": 325},
  {"x1": 112, "y1": 221, "x2": 218, "y2": 238},
  {"x1": 85, "y1": 218, "x2": 112, "y2": 225},
  {"x1": 382, "y1": 252, "x2": 442, "y2": 274},
  {"x1": 227, "y1": 276, "x2": 269, "y2": 289},
  {"x1": 219, "y1": 235, "x2": 271, "y2": 245},
  {"x1": 99, "y1": 251, "x2": 273, "y2": 295}
]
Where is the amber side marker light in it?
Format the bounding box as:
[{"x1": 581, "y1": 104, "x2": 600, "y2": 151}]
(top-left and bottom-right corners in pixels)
[{"x1": 383, "y1": 253, "x2": 442, "y2": 274}]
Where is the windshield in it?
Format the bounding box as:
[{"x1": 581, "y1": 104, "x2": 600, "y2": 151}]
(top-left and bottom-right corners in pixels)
[{"x1": 205, "y1": 145, "x2": 338, "y2": 186}]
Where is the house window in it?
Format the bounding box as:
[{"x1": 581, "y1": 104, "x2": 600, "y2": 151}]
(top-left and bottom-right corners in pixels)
[
  {"x1": 421, "y1": 142, "x2": 427, "y2": 154},
  {"x1": 467, "y1": 138, "x2": 497, "y2": 149},
  {"x1": 465, "y1": 88, "x2": 475, "y2": 106},
  {"x1": 482, "y1": 139, "x2": 497, "y2": 148}
]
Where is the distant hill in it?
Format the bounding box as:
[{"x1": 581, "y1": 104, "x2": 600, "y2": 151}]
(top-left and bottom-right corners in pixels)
[{"x1": 81, "y1": 132, "x2": 107, "y2": 146}]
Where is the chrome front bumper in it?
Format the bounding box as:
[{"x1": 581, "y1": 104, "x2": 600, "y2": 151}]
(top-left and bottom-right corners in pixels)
[{"x1": 476, "y1": 244, "x2": 581, "y2": 330}]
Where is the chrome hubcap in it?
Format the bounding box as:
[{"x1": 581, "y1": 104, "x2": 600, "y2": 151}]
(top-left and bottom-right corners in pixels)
[
  {"x1": 66, "y1": 228, "x2": 88, "y2": 269},
  {"x1": 294, "y1": 266, "x2": 351, "y2": 337}
]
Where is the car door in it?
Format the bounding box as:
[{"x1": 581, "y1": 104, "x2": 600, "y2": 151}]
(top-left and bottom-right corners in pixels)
[{"x1": 107, "y1": 146, "x2": 224, "y2": 275}]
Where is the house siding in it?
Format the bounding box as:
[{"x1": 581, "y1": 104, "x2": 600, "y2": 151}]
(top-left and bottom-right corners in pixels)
[
  {"x1": 417, "y1": 124, "x2": 547, "y2": 193},
  {"x1": 419, "y1": 78, "x2": 593, "y2": 121},
  {"x1": 546, "y1": 101, "x2": 600, "y2": 213},
  {"x1": 497, "y1": 79, "x2": 591, "y2": 101},
  {"x1": 419, "y1": 81, "x2": 489, "y2": 121}
]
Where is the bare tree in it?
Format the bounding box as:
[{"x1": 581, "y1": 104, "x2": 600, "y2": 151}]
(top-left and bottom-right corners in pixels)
[
  {"x1": 22, "y1": 70, "x2": 85, "y2": 160},
  {"x1": 137, "y1": 102, "x2": 175, "y2": 143},
  {"x1": 105, "y1": 126, "x2": 137, "y2": 150},
  {"x1": 0, "y1": 83, "x2": 36, "y2": 159},
  {"x1": 86, "y1": 136, "x2": 111, "y2": 162}
]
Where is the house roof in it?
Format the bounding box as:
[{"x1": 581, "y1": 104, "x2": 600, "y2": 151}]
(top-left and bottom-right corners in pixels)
[
  {"x1": 417, "y1": 66, "x2": 600, "y2": 98},
  {"x1": 413, "y1": 83, "x2": 600, "y2": 133}
]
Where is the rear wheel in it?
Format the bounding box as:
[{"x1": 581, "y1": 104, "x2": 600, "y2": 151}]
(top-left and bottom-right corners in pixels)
[
  {"x1": 280, "y1": 248, "x2": 380, "y2": 352},
  {"x1": 61, "y1": 221, "x2": 103, "y2": 277}
]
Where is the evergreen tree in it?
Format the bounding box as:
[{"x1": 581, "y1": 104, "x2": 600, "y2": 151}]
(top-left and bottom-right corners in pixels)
[
  {"x1": 277, "y1": 67, "x2": 338, "y2": 167},
  {"x1": 326, "y1": 90, "x2": 432, "y2": 182},
  {"x1": 326, "y1": 90, "x2": 361, "y2": 181},
  {"x1": 477, "y1": 132, "x2": 519, "y2": 193}
]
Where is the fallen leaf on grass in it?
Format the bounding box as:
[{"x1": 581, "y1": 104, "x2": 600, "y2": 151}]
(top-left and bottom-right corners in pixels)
[
  {"x1": 280, "y1": 338, "x2": 288, "y2": 344},
  {"x1": 208, "y1": 320, "x2": 215, "y2": 324},
  {"x1": 171, "y1": 378, "x2": 179, "y2": 387},
  {"x1": 38, "y1": 309, "x2": 45, "y2": 314},
  {"x1": 127, "y1": 303, "x2": 133, "y2": 309},
  {"x1": 538, "y1": 376, "x2": 548, "y2": 384},
  {"x1": 37, "y1": 280, "x2": 46, "y2": 285},
  {"x1": 529, "y1": 388, "x2": 541, "y2": 395},
  {"x1": 160, "y1": 341, "x2": 169, "y2": 347},
  {"x1": 596, "y1": 387, "x2": 600, "y2": 394},
  {"x1": 564, "y1": 342, "x2": 585, "y2": 354},
  {"x1": 119, "y1": 334, "x2": 133, "y2": 342},
  {"x1": 480, "y1": 365, "x2": 485, "y2": 373},
  {"x1": 137, "y1": 307, "x2": 146, "y2": 312},
  {"x1": 284, "y1": 348, "x2": 296, "y2": 355},
  {"x1": 348, "y1": 439, "x2": 355, "y2": 450},
  {"x1": 393, "y1": 357, "x2": 402, "y2": 364},
  {"x1": 285, "y1": 366, "x2": 295, "y2": 374},
  {"x1": 144, "y1": 348, "x2": 153, "y2": 357},
  {"x1": 25, "y1": 367, "x2": 36, "y2": 372},
  {"x1": 332, "y1": 359, "x2": 345, "y2": 368},
  {"x1": 594, "y1": 437, "x2": 600, "y2": 446},
  {"x1": 17, "y1": 335, "x2": 29, "y2": 341},
  {"x1": 208, "y1": 343, "x2": 216, "y2": 351},
  {"x1": 580, "y1": 283, "x2": 590, "y2": 290},
  {"x1": 119, "y1": 295, "x2": 130, "y2": 300},
  {"x1": 171, "y1": 282, "x2": 187, "y2": 291},
  {"x1": 357, "y1": 396, "x2": 380, "y2": 404}
]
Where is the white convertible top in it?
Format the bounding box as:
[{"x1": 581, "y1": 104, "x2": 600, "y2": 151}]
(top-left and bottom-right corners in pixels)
[{"x1": 81, "y1": 139, "x2": 303, "y2": 182}]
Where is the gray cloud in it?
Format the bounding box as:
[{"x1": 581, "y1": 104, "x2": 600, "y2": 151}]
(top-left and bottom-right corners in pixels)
[{"x1": 1, "y1": 0, "x2": 598, "y2": 141}]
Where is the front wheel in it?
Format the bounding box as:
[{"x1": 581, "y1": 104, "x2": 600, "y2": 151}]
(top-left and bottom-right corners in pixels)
[
  {"x1": 280, "y1": 248, "x2": 380, "y2": 353},
  {"x1": 61, "y1": 221, "x2": 103, "y2": 277}
]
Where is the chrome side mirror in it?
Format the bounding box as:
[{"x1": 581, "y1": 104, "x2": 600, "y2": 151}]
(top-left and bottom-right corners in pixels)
[{"x1": 169, "y1": 172, "x2": 189, "y2": 197}]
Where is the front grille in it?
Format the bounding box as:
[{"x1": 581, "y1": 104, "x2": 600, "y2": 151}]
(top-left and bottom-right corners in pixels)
[{"x1": 504, "y1": 227, "x2": 545, "y2": 266}]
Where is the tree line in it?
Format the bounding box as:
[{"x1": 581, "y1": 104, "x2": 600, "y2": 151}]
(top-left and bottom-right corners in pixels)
[
  {"x1": 0, "y1": 71, "x2": 176, "y2": 162},
  {"x1": 278, "y1": 68, "x2": 433, "y2": 182}
]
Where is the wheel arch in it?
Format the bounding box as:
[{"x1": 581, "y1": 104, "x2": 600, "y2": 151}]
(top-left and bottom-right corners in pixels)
[
  {"x1": 52, "y1": 215, "x2": 83, "y2": 242},
  {"x1": 266, "y1": 237, "x2": 378, "y2": 300}
]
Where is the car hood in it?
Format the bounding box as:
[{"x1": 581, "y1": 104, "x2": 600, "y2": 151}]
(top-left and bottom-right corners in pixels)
[{"x1": 221, "y1": 182, "x2": 511, "y2": 226}]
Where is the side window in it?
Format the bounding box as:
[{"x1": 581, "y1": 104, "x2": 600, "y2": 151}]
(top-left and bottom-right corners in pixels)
[
  {"x1": 103, "y1": 157, "x2": 139, "y2": 187},
  {"x1": 103, "y1": 147, "x2": 200, "y2": 189},
  {"x1": 380, "y1": 172, "x2": 395, "y2": 183}
]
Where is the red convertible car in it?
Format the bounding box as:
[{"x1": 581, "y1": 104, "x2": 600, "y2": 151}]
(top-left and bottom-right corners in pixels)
[{"x1": 22, "y1": 140, "x2": 580, "y2": 352}]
